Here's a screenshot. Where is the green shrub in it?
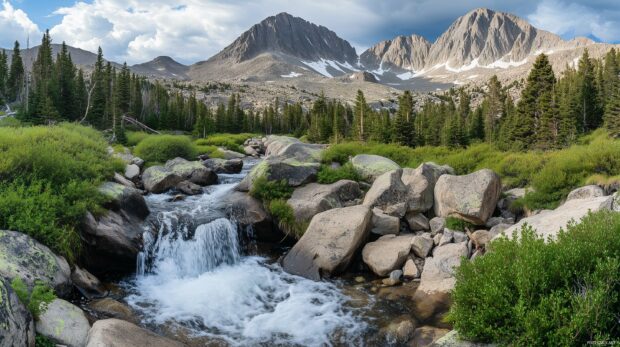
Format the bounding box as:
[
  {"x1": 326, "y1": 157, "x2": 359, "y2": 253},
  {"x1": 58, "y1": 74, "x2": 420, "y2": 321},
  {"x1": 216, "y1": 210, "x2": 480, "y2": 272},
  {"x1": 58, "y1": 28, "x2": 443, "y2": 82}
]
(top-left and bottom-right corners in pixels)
[
  {"x1": 35, "y1": 335, "x2": 56, "y2": 347},
  {"x1": 0, "y1": 124, "x2": 121, "y2": 261},
  {"x1": 249, "y1": 177, "x2": 293, "y2": 201},
  {"x1": 445, "y1": 216, "x2": 475, "y2": 231},
  {"x1": 126, "y1": 131, "x2": 150, "y2": 146},
  {"x1": 195, "y1": 133, "x2": 256, "y2": 153},
  {"x1": 194, "y1": 143, "x2": 225, "y2": 159},
  {"x1": 449, "y1": 211, "x2": 620, "y2": 346},
  {"x1": 268, "y1": 199, "x2": 305, "y2": 238},
  {"x1": 0, "y1": 117, "x2": 21, "y2": 128},
  {"x1": 134, "y1": 134, "x2": 197, "y2": 164},
  {"x1": 317, "y1": 163, "x2": 361, "y2": 184},
  {"x1": 11, "y1": 278, "x2": 56, "y2": 319}
]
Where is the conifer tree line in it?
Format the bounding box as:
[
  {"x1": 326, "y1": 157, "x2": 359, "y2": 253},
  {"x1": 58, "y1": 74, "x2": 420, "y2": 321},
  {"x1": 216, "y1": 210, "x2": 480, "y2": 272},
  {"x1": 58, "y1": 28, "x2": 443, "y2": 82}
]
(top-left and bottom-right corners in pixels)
[{"x1": 1, "y1": 31, "x2": 620, "y2": 150}]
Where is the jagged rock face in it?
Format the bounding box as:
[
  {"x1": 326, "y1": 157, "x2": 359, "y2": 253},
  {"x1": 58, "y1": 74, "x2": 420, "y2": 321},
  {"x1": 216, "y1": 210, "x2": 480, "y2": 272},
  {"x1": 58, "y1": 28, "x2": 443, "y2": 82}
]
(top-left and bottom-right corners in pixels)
[
  {"x1": 208, "y1": 12, "x2": 357, "y2": 65},
  {"x1": 425, "y1": 8, "x2": 564, "y2": 68},
  {"x1": 360, "y1": 34, "x2": 430, "y2": 71}
]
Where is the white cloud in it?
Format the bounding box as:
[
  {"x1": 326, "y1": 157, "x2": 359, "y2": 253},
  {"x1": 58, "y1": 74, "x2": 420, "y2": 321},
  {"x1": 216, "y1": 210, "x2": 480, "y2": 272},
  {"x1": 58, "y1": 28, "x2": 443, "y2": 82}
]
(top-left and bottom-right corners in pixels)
[
  {"x1": 46, "y1": 0, "x2": 383, "y2": 64},
  {"x1": 0, "y1": 0, "x2": 40, "y2": 49},
  {"x1": 528, "y1": 0, "x2": 620, "y2": 42}
]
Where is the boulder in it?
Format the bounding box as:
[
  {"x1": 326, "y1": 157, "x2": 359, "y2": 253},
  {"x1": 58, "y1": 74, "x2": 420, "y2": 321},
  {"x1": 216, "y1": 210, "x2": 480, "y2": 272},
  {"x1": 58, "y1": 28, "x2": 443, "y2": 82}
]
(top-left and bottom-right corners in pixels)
[
  {"x1": 363, "y1": 169, "x2": 408, "y2": 217},
  {"x1": 485, "y1": 216, "x2": 514, "y2": 228},
  {"x1": 406, "y1": 212, "x2": 430, "y2": 231},
  {"x1": 165, "y1": 158, "x2": 217, "y2": 186},
  {"x1": 273, "y1": 142, "x2": 326, "y2": 163},
  {"x1": 218, "y1": 191, "x2": 274, "y2": 242},
  {"x1": 429, "y1": 217, "x2": 446, "y2": 235},
  {"x1": 489, "y1": 223, "x2": 511, "y2": 236},
  {"x1": 282, "y1": 205, "x2": 372, "y2": 280},
  {"x1": 86, "y1": 319, "x2": 185, "y2": 347},
  {"x1": 244, "y1": 145, "x2": 259, "y2": 157},
  {"x1": 287, "y1": 180, "x2": 362, "y2": 222},
  {"x1": 264, "y1": 136, "x2": 301, "y2": 156},
  {"x1": 402, "y1": 258, "x2": 421, "y2": 278},
  {"x1": 88, "y1": 298, "x2": 137, "y2": 323},
  {"x1": 113, "y1": 172, "x2": 136, "y2": 188},
  {"x1": 99, "y1": 182, "x2": 149, "y2": 220},
  {"x1": 362, "y1": 234, "x2": 413, "y2": 276},
  {"x1": 434, "y1": 169, "x2": 502, "y2": 225},
  {"x1": 236, "y1": 159, "x2": 320, "y2": 191},
  {"x1": 351, "y1": 154, "x2": 400, "y2": 182},
  {"x1": 370, "y1": 208, "x2": 400, "y2": 235},
  {"x1": 175, "y1": 180, "x2": 202, "y2": 195},
  {"x1": 412, "y1": 326, "x2": 450, "y2": 347},
  {"x1": 438, "y1": 230, "x2": 453, "y2": 246},
  {"x1": 202, "y1": 158, "x2": 243, "y2": 174},
  {"x1": 453, "y1": 231, "x2": 468, "y2": 243},
  {"x1": 124, "y1": 164, "x2": 140, "y2": 181},
  {"x1": 382, "y1": 318, "x2": 416, "y2": 344},
  {"x1": 131, "y1": 157, "x2": 145, "y2": 168},
  {"x1": 81, "y1": 210, "x2": 144, "y2": 274},
  {"x1": 413, "y1": 242, "x2": 469, "y2": 322},
  {"x1": 411, "y1": 234, "x2": 434, "y2": 258},
  {"x1": 142, "y1": 166, "x2": 184, "y2": 193},
  {"x1": 71, "y1": 266, "x2": 106, "y2": 298},
  {"x1": 497, "y1": 195, "x2": 614, "y2": 242},
  {"x1": 0, "y1": 230, "x2": 71, "y2": 297},
  {"x1": 566, "y1": 185, "x2": 605, "y2": 201},
  {"x1": 401, "y1": 163, "x2": 454, "y2": 214},
  {"x1": 0, "y1": 277, "x2": 35, "y2": 347},
  {"x1": 219, "y1": 149, "x2": 246, "y2": 160},
  {"x1": 36, "y1": 299, "x2": 90, "y2": 347}
]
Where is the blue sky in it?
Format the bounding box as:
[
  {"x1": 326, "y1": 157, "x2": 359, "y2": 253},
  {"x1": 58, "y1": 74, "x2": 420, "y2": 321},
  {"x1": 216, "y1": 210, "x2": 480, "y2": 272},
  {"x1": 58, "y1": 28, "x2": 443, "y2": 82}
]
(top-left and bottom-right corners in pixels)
[{"x1": 1, "y1": 0, "x2": 619, "y2": 64}]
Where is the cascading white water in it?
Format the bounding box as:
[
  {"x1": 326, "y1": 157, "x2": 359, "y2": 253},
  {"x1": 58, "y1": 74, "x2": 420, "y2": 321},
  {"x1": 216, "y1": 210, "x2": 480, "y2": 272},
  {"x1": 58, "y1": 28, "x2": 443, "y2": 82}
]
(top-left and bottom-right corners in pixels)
[{"x1": 126, "y1": 162, "x2": 366, "y2": 346}]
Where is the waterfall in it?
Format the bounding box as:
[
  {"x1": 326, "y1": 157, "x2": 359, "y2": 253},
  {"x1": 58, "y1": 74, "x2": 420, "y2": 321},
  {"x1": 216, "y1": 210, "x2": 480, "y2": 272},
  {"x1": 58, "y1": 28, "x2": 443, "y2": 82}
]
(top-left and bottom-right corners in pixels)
[{"x1": 126, "y1": 159, "x2": 365, "y2": 346}]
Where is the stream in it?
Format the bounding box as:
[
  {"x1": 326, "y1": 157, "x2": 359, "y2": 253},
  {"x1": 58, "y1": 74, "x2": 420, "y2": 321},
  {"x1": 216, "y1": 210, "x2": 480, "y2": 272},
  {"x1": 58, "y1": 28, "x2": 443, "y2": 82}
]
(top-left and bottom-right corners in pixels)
[{"x1": 119, "y1": 159, "x2": 419, "y2": 346}]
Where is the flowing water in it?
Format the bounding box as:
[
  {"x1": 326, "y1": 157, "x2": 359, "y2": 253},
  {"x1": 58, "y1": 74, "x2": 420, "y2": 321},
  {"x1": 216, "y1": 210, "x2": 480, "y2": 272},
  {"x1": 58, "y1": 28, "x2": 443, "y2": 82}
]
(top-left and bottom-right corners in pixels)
[{"x1": 124, "y1": 160, "x2": 372, "y2": 346}]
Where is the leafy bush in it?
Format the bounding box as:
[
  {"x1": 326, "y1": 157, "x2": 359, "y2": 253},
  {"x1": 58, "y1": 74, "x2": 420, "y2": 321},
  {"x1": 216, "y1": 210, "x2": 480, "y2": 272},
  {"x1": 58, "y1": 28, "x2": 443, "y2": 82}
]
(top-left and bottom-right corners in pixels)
[
  {"x1": 445, "y1": 216, "x2": 475, "y2": 231},
  {"x1": 449, "y1": 211, "x2": 620, "y2": 346},
  {"x1": 0, "y1": 117, "x2": 21, "y2": 128},
  {"x1": 134, "y1": 134, "x2": 197, "y2": 164},
  {"x1": 196, "y1": 133, "x2": 257, "y2": 153},
  {"x1": 126, "y1": 131, "x2": 151, "y2": 146},
  {"x1": 317, "y1": 163, "x2": 361, "y2": 184},
  {"x1": 268, "y1": 199, "x2": 305, "y2": 238},
  {"x1": 249, "y1": 177, "x2": 293, "y2": 201},
  {"x1": 11, "y1": 278, "x2": 56, "y2": 319},
  {"x1": 0, "y1": 124, "x2": 122, "y2": 261},
  {"x1": 193, "y1": 143, "x2": 225, "y2": 159}
]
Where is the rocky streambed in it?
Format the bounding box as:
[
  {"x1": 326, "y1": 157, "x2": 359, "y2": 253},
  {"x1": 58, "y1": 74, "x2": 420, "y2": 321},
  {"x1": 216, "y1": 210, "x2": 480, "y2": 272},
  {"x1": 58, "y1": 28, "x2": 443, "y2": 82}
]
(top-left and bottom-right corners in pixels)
[{"x1": 2, "y1": 135, "x2": 619, "y2": 347}]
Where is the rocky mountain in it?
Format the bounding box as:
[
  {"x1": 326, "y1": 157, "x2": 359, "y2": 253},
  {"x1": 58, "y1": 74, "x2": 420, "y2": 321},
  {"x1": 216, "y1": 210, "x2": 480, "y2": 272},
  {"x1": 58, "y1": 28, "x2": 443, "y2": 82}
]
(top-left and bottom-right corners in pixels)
[
  {"x1": 189, "y1": 12, "x2": 359, "y2": 81},
  {"x1": 360, "y1": 34, "x2": 431, "y2": 73},
  {"x1": 361, "y1": 8, "x2": 616, "y2": 88},
  {"x1": 131, "y1": 56, "x2": 189, "y2": 80}
]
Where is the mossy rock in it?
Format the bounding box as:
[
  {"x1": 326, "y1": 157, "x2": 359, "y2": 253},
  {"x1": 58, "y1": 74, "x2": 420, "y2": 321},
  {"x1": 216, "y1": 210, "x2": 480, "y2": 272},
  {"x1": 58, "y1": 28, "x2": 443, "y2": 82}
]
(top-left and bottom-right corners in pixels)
[
  {"x1": 0, "y1": 277, "x2": 35, "y2": 347},
  {"x1": 351, "y1": 154, "x2": 400, "y2": 182},
  {"x1": 0, "y1": 230, "x2": 71, "y2": 297}
]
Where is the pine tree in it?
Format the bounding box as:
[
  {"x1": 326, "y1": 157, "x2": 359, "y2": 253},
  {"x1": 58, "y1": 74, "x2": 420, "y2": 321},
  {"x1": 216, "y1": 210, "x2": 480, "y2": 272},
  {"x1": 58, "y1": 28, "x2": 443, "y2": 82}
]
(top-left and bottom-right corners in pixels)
[
  {"x1": 29, "y1": 30, "x2": 58, "y2": 123},
  {"x1": 353, "y1": 90, "x2": 371, "y2": 141},
  {"x1": 604, "y1": 65, "x2": 620, "y2": 137},
  {"x1": 392, "y1": 90, "x2": 415, "y2": 146},
  {"x1": 55, "y1": 42, "x2": 77, "y2": 120},
  {"x1": 468, "y1": 106, "x2": 485, "y2": 141},
  {"x1": 484, "y1": 75, "x2": 505, "y2": 142},
  {"x1": 577, "y1": 49, "x2": 602, "y2": 131},
  {"x1": 7, "y1": 41, "x2": 24, "y2": 102},
  {"x1": 0, "y1": 50, "x2": 8, "y2": 103},
  {"x1": 89, "y1": 47, "x2": 106, "y2": 127},
  {"x1": 510, "y1": 54, "x2": 556, "y2": 150}
]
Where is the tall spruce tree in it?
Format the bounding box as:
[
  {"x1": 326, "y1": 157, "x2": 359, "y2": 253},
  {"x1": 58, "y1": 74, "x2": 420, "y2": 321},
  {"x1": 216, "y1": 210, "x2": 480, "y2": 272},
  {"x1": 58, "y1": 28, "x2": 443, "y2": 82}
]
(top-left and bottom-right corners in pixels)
[
  {"x1": 89, "y1": 47, "x2": 106, "y2": 127},
  {"x1": 7, "y1": 41, "x2": 24, "y2": 102},
  {"x1": 577, "y1": 49, "x2": 601, "y2": 131},
  {"x1": 353, "y1": 90, "x2": 371, "y2": 141},
  {"x1": 0, "y1": 50, "x2": 7, "y2": 103},
  {"x1": 509, "y1": 54, "x2": 556, "y2": 150},
  {"x1": 484, "y1": 75, "x2": 505, "y2": 142},
  {"x1": 392, "y1": 90, "x2": 415, "y2": 146}
]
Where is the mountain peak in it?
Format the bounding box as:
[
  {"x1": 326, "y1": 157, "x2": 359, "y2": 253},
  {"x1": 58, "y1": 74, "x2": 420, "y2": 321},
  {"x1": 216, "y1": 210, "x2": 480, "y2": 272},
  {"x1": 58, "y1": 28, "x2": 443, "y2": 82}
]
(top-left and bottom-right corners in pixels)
[{"x1": 207, "y1": 12, "x2": 357, "y2": 65}]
